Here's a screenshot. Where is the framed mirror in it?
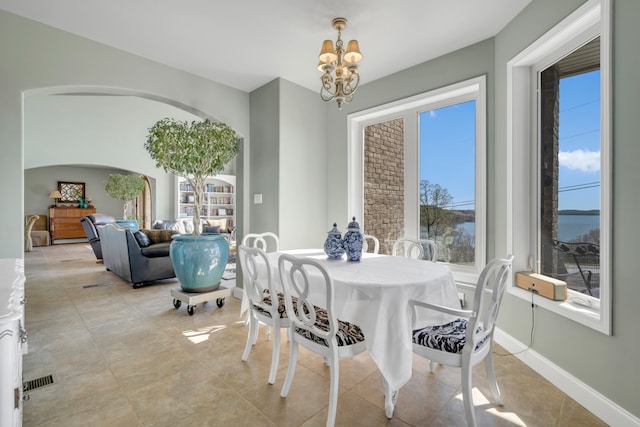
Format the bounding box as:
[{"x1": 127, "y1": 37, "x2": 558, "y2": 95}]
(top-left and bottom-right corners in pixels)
[{"x1": 58, "y1": 181, "x2": 85, "y2": 202}]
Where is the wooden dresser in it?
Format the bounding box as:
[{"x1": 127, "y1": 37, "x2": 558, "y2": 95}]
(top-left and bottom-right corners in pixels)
[{"x1": 49, "y1": 207, "x2": 96, "y2": 243}]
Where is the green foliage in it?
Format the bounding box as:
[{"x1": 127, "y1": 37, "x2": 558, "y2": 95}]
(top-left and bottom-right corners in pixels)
[
  {"x1": 105, "y1": 174, "x2": 145, "y2": 201},
  {"x1": 105, "y1": 174, "x2": 146, "y2": 220},
  {"x1": 145, "y1": 118, "x2": 240, "y2": 180},
  {"x1": 144, "y1": 118, "x2": 241, "y2": 235},
  {"x1": 419, "y1": 180, "x2": 454, "y2": 238}
]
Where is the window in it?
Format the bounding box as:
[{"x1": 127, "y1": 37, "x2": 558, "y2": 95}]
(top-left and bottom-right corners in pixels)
[
  {"x1": 539, "y1": 47, "x2": 601, "y2": 298},
  {"x1": 349, "y1": 76, "x2": 486, "y2": 284},
  {"x1": 420, "y1": 100, "x2": 477, "y2": 268},
  {"x1": 507, "y1": 0, "x2": 611, "y2": 334}
]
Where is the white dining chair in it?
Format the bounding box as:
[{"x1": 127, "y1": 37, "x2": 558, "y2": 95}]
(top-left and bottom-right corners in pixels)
[
  {"x1": 278, "y1": 254, "x2": 367, "y2": 427},
  {"x1": 409, "y1": 255, "x2": 514, "y2": 427},
  {"x1": 392, "y1": 237, "x2": 438, "y2": 262},
  {"x1": 240, "y1": 232, "x2": 282, "y2": 331},
  {"x1": 362, "y1": 234, "x2": 380, "y2": 254},
  {"x1": 241, "y1": 232, "x2": 280, "y2": 252},
  {"x1": 238, "y1": 245, "x2": 291, "y2": 384}
]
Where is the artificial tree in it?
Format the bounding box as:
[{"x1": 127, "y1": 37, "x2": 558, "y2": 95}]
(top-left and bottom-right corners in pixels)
[
  {"x1": 145, "y1": 118, "x2": 240, "y2": 236},
  {"x1": 104, "y1": 174, "x2": 146, "y2": 220}
]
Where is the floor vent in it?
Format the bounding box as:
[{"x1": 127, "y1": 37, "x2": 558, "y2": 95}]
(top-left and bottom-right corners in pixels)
[
  {"x1": 23, "y1": 374, "x2": 55, "y2": 392},
  {"x1": 83, "y1": 282, "x2": 113, "y2": 288}
]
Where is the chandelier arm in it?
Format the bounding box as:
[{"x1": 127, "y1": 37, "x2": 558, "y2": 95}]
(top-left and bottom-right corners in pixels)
[{"x1": 342, "y1": 73, "x2": 360, "y2": 96}]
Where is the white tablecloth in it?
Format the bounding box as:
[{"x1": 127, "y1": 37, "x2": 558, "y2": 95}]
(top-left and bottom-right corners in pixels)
[{"x1": 240, "y1": 249, "x2": 459, "y2": 391}]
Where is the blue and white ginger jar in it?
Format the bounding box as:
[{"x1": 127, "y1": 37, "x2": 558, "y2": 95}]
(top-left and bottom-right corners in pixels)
[
  {"x1": 324, "y1": 223, "x2": 345, "y2": 260},
  {"x1": 342, "y1": 217, "x2": 364, "y2": 262}
]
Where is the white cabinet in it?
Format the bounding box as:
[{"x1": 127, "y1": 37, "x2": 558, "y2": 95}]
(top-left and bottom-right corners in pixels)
[
  {"x1": 177, "y1": 175, "x2": 235, "y2": 229},
  {"x1": 0, "y1": 259, "x2": 26, "y2": 427}
]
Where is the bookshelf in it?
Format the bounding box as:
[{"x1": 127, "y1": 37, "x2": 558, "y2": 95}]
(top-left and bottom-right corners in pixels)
[{"x1": 177, "y1": 174, "x2": 235, "y2": 229}]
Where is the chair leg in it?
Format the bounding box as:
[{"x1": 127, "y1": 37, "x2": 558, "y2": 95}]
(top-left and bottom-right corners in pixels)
[
  {"x1": 429, "y1": 360, "x2": 436, "y2": 372},
  {"x1": 462, "y1": 363, "x2": 477, "y2": 427},
  {"x1": 485, "y1": 353, "x2": 503, "y2": 405},
  {"x1": 381, "y1": 376, "x2": 397, "y2": 419},
  {"x1": 326, "y1": 348, "x2": 340, "y2": 427},
  {"x1": 266, "y1": 325, "x2": 271, "y2": 341},
  {"x1": 242, "y1": 314, "x2": 259, "y2": 361},
  {"x1": 268, "y1": 324, "x2": 281, "y2": 384},
  {"x1": 280, "y1": 340, "x2": 298, "y2": 398}
]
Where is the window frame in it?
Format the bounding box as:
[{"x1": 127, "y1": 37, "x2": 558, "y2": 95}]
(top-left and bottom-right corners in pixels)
[
  {"x1": 506, "y1": 0, "x2": 612, "y2": 334},
  {"x1": 348, "y1": 76, "x2": 487, "y2": 284}
]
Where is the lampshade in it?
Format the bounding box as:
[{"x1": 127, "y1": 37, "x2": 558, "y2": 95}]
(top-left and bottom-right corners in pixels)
[
  {"x1": 48, "y1": 190, "x2": 62, "y2": 199},
  {"x1": 319, "y1": 40, "x2": 337, "y2": 63},
  {"x1": 345, "y1": 40, "x2": 362, "y2": 63}
]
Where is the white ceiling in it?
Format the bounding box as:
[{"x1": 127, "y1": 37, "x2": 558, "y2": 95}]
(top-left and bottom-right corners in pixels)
[{"x1": 0, "y1": 0, "x2": 531, "y2": 93}]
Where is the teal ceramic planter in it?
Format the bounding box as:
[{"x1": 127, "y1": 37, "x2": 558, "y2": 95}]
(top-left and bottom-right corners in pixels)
[
  {"x1": 170, "y1": 233, "x2": 229, "y2": 293},
  {"x1": 115, "y1": 220, "x2": 139, "y2": 231}
]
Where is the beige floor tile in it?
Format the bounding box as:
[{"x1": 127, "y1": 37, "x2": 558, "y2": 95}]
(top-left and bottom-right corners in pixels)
[{"x1": 21, "y1": 243, "x2": 606, "y2": 427}]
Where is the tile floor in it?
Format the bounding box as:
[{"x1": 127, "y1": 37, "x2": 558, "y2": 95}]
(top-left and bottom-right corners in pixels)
[{"x1": 21, "y1": 243, "x2": 607, "y2": 426}]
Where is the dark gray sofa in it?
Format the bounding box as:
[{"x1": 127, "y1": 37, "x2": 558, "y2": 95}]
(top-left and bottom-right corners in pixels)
[
  {"x1": 99, "y1": 223, "x2": 177, "y2": 288},
  {"x1": 80, "y1": 214, "x2": 116, "y2": 260}
]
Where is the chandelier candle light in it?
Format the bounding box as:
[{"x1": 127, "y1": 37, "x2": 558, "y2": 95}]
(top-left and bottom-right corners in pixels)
[{"x1": 318, "y1": 17, "x2": 362, "y2": 109}]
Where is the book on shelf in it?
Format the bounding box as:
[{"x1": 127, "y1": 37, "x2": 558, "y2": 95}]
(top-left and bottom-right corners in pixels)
[{"x1": 206, "y1": 184, "x2": 234, "y2": 193}]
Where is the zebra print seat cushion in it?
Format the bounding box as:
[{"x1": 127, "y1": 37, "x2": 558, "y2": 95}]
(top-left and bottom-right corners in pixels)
[
  {"x1": 252, "y1": 290, "x2": 289, "y2": 318},
  {"x1": 294, "y1": 306, "x2": 365, "y2": 347},
  {"x1": 412, "y1": 318, "x2": 485, "y2": 354}
]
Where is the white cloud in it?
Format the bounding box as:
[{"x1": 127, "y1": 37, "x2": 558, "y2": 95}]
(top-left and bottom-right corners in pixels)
[{"x1": 559, "y1": 149, "x2": 600, "y2": 173}]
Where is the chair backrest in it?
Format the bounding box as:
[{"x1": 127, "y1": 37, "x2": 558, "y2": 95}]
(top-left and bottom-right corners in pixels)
[
  {"x1": 278, "y1": 254, "x2": 337, "y2": 346},
  {"x1": 392, "y1": 238, "x2": 438, "y2": 262},
  {"x1": 241, "y1": 232, "x2": 280, "y2": 253},
  {"x1": 465, "y1": 255, "x2": 514, "y2": 354},
  {"x1": 362, "y1": 234, "x2": 380, "y2": 254},
  {"x1": 25, "y1": 215, "x2": 39, "y2": 234},
  {"x1": 238, "y1": 245, "x2": 279, "y2": 317}
]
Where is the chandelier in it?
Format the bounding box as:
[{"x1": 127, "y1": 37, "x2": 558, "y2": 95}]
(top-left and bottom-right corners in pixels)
[{"x1": 318, "y1": 17, "x2": 362, "y2": 109}]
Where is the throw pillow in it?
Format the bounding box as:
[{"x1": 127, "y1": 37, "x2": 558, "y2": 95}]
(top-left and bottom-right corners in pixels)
[
  {"x1": 141, "y1": 229, "x2": 178, "y2": 245},
  {"x1": 204, "y1": 225, "x2": 221, "y2": 234},
  {"x1": 207, "y1": 218, "x2": 227, "y2": 233},
  {"x1": 134, "y1": 230, "x2": 151, "y2": 247}
]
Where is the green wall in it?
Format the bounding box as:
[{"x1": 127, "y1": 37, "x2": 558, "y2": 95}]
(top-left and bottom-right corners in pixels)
[
  {"x1": 3, "y1": 0, "x2": 639, "y2": 421},
  {"x1": 494, "y1": 0, "x2": 640, "y2": 417},
  {"x1": 324, "y1": 0, "x2": 640, "y2": 420},
  {"x1": 0, "y1": 9, "x2": 250, "y2": 257},
  {"x1": 249, "y1": 80, "x2": 280, "y2": 238},
  {"x1": 248, "y1": 78, "x2": 328, "y2": 250}
]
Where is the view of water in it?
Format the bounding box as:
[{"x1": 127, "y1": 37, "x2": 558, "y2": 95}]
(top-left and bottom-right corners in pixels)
[
  {"x1": 455, "y1": 214, "x2": 599, "y2": 242},
  {"x1": 558, "y1": 214, "x2": 599, "y2": 242}
]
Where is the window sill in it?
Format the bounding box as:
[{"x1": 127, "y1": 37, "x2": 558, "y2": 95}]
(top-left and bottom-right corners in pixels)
[{"x1": 506, "y1": 285, "x2": 607, "y2": 334}]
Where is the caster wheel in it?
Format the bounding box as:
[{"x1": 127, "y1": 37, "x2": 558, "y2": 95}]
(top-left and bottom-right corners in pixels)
[
  {"x1": 173, "y1": 299, "x2": 181, "y2": 309},
  {"x1": 216, "y1": 298, "x2": 226, "y2": 308},
  {"x1": 187, "y1": 305, "x2": 196, "y2": 316}
]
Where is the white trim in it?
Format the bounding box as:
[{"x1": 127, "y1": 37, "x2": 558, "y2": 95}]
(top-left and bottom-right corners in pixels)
[
  {"x1": 494, "y1": 328, "x2": 640, "y2": 427},
  {"x1": 505, "y1": 0, "x2": 611, "y2": 334}
]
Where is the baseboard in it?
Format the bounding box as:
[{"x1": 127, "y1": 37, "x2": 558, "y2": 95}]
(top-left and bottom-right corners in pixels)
[
  {"x1": 232, "y1": 286, "x2": 243, "y2": 300},
  {"x1": 494, "y1": 328, "x2": 640, "y2": 427}
]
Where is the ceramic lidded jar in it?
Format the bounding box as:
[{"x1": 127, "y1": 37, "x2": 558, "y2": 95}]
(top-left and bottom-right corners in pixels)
[
  {"x1": 324, "y1": 223, "x2": 345, "y2": 260},
  {"x1": 342, "y1": 217, "x2": 364, "y2": 262}
]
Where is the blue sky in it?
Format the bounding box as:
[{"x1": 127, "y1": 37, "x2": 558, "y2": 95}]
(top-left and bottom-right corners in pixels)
[
  {"x1": 419, "y1": 70, "x2": 600, "y2": 211},
  {"x1": 419, "y1": 100, "x2": 476, "y2": 210}
]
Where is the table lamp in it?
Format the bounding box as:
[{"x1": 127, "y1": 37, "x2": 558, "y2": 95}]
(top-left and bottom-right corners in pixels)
[{"x1": 48, "y1": 190, "x2": 62, "y2": 207}]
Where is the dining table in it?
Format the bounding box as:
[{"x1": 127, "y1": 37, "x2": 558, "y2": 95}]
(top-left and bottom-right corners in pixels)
[{"x1": 239, "y1": 248, "x2": 460, "y2": 416}]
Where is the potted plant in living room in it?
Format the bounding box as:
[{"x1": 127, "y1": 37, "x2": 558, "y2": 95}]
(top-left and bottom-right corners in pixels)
[
  {"x1": 104, "y1": 173, "x2": 146, "y2": 231},
  {"x1": 145, "y1": 118, "x2": 240, "y2": 293}
]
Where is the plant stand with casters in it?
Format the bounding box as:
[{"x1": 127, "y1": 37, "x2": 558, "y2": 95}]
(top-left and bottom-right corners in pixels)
[{"x1": 171, "y1": 286, "x2": 230, "y2": 315}]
